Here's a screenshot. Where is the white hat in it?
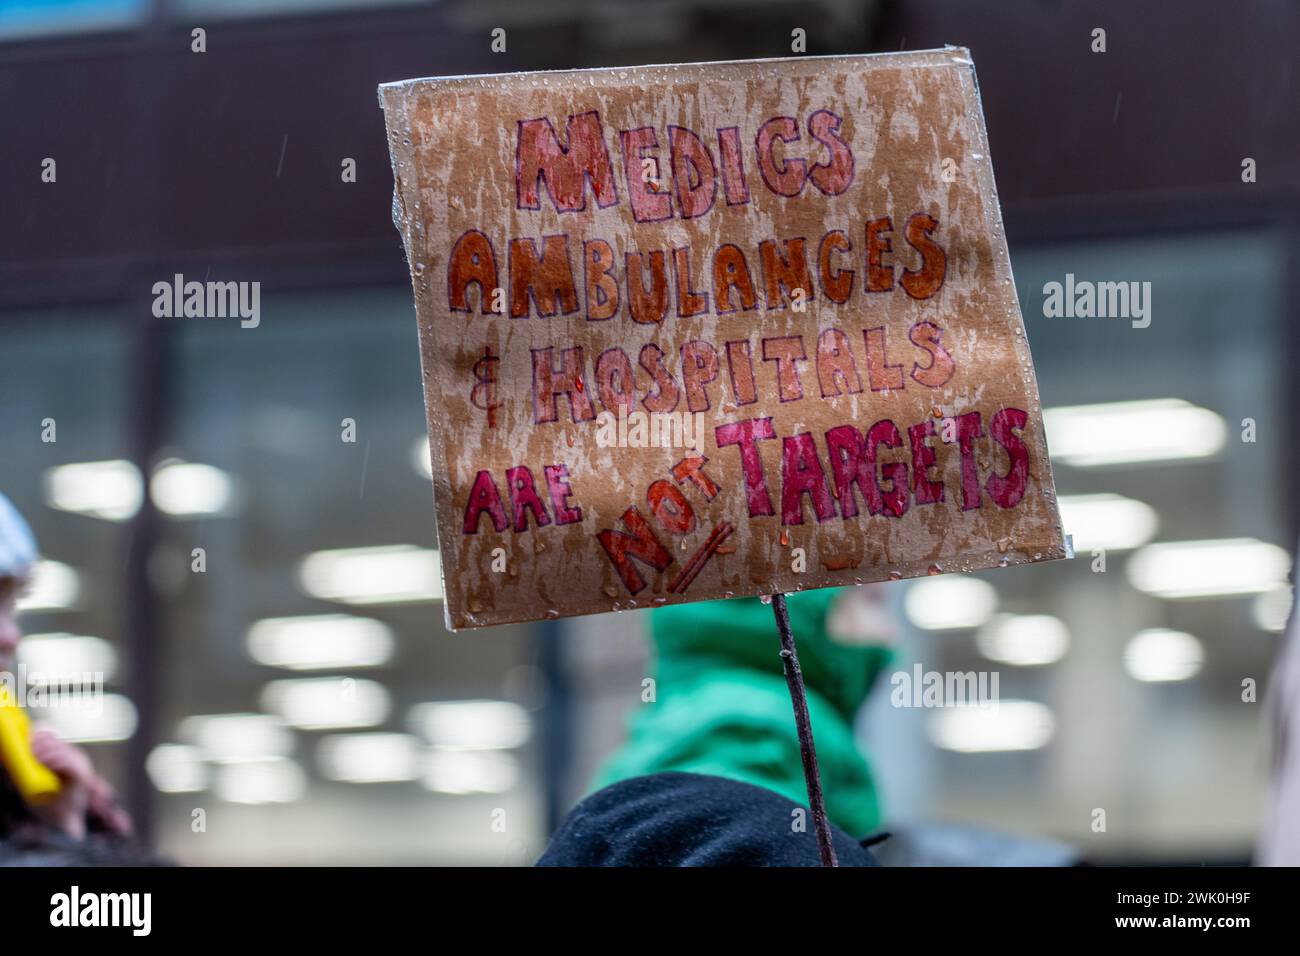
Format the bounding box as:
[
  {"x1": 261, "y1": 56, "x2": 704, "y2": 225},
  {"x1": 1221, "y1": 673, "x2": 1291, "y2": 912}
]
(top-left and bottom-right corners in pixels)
[{"x1": 0, "y1": 492, "x2": 37, "y2": 580}]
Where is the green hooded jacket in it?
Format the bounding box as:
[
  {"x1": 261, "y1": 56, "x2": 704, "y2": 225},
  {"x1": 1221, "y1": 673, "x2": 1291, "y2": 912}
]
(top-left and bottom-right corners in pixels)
[{"x1": 592, "y1": 588, "x2": 893, "y2": 837}]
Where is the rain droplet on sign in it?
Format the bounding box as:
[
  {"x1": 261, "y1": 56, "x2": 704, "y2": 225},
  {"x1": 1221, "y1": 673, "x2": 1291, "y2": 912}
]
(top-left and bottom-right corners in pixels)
[
  {"x1": 759, "y1": 594, "x2": 773, "y2": 605},
  {"x1": 927, "y1": 564, "x2": 942, "y2": 575},
  {"x1": 888, "y1": 571, "x2": 902, "y2": 581}
]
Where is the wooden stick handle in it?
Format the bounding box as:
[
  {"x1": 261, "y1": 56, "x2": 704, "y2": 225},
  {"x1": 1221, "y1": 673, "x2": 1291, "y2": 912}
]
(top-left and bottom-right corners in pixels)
[{"x1": 771, "y1": 592, "x2": 838, "y2": 867}]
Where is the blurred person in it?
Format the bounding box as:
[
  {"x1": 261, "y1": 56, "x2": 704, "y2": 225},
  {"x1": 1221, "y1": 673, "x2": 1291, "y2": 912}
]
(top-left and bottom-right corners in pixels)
[
  {"x1": 540, "y1": 587, "x2": 896, "y2": 865},
  {"x1": 0, "y1": 491, "x2": 134, "y2": 855},
  {"x1": 1258, "y1": 538, "x2": 1300, "y2": 865},
  {"x1": 539, "y1": 585, "x2": 1081, "y2": 866}
]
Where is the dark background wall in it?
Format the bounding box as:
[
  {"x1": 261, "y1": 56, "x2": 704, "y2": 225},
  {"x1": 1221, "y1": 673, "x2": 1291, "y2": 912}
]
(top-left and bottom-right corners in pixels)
[{"x1": 1, "y1": 0, "x2": 1297, "y2": 308}]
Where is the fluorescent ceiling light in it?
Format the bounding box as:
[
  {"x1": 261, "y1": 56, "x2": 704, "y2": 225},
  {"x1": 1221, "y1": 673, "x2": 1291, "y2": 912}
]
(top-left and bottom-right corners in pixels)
[
  {"x1": 298, "y1": 545, "x2": 443, "y2": 605},
  {"x1": 423, "y1": 750, "x2": 519, "y2": 795},
  {"x1": 1254, "y1": 586, "x2": 1294, "y2": 634},
  {"x1": 43, "y1": 459, "x2": 142, "y2": 521},
  {"x1": 150, "y1": 459, "x2": 235, "y2": 517},
  {"x1": 146, "y1": 743, "x2": 209, "y2": 793},
  {"x1": 18, "y1": 633, "x2": 118, "y2": 681},
  {"x1": 976, "y1": 614, "x2": 1070, "y2": 666},
  {"x1": 409, "y1": 700, "x2": 532, "y2": 750},
  {"x1": 1125, "y1": 628, "x2": 1203, "y2": 682},
  {"x1": 927, "y1": 700, "x2": 1055, "y2": 753},
  {"x1": 16, "y1": 560, "x2": 81, "y2": 612},
  {"x1": 179, "y1": 713, "x2": 294, "y2": 763},
  {"x1": 903, "y1": 576, "x2": 998, "y2": 631},
  {"x1": 39, "y1": 693, "x2": 137, "y2": 743},
  {"x1": 1043, "y1": 399, "x2": 1226, "y2": 467},
  {"x1": 411, "y1": 437, "x2": 433, "y2": 480},
  {"x1": 215, "y1": 757, "x2": 305, "y2": 805},
  {"x1": 317, "y1": 732, "x2": 420, "y2": 783},
  {"x1": 1057, "y1": 493, "x2": 1158, "y2": 552},
  {"x1": 245, "y1": 614, "x2": 394, "y2": 671},
  {"x1": 260, "y1": 677, "x2": 390, "y2": 731},
  {"x1": 1127, "y1": 538, "x2": 1290, "y2": 599}
]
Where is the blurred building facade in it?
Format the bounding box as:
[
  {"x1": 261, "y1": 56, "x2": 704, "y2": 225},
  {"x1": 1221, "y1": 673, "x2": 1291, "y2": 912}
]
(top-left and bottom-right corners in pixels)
[{"x1": 1, "y1": 0, "x2": 1297, "y2": 863}]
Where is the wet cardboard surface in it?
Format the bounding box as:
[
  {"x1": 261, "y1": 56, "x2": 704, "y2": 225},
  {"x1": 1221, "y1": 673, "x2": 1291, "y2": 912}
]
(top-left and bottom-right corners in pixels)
[{"x1": 381, "y1": 49, "x2": 1066, "y2": 629}]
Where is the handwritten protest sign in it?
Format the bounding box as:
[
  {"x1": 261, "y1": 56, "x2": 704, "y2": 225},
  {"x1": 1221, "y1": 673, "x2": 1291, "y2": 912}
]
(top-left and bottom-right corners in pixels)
[{"x1": 381, "y1": 48, "x2": 1067, "y2": 630}]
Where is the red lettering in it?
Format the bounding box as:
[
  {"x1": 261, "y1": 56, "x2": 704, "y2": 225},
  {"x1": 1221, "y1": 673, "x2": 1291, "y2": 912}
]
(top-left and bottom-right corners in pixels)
[
  {"x1": 544, "y1": 464, "x2": 582, "y2": 524},
  {"x1": 818, "y1": 230, "x2": 853, "y2": 304},
  {"x1": 907, "y1": 420, "x2": 944, "y2": 506},
  {"x1": 647, "y1": 479, "x2": 695, "y2": 534},
  {"x1": 668, "y1": 126, "x2": 717, "y2": 219},
  {"x1": 509, "y1": 236, "x2": 578, "y2": 318},
  {"x1": 806, "y1": 110, "x2": 854, "y2": 196},
  {"x1": 680, "y1": 341, "x2": 719, "y2": 413},
  {"x1": 715, "y1": 417, "x2": 778, "y2": 517},
  {"x1": 597, "y1": 506, "x2": 673, "y2": 594},
  {"x1": 506, "y1": 465, "x2": 551, "y2": 532},
  {"x1": 943, "y1": 412, "x2": 984, "y2": 511},
  {"x1": 900, "y1": 213, "x2": 946, "y2": 299},
  {"x1": 620, "y1": 127, "x2": 672, "y2": 223},
  {"x1": 987, "y1": 408, "x2": 1030, "y2": 508},
  {"x1": 781, "y1": 433, "x2": 837, "y2": 525},
  {"x1": 516, "y1": 112, "x2": 619, "y2": 213},
  {"x1": 583, "y1": 239, "x2": 619, "y2": 320},
  {"x1": 531, "y1": 346, "x2": 595, "y2": 424},
  {"x1": 463, "y1": 470, "x2": 509, "y2": 534},
  {"x1": 756, "y1": 116, "x2": 806, "y2": 197}
]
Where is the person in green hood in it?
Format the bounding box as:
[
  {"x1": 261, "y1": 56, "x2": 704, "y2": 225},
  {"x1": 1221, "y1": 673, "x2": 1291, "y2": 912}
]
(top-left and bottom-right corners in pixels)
[{"x1": 591, "y1": 586, "x2": 896, "y2": 839}]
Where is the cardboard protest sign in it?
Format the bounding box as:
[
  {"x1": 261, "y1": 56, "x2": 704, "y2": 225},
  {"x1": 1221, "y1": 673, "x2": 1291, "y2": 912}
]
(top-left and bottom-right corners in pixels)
[{"x1": 381, "y1": 48, "x2": 1067, "y2": 630}]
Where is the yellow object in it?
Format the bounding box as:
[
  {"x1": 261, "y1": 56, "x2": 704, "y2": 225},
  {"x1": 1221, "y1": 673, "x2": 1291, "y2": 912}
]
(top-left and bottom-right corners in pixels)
[{"x1": 0, "y1": 684, "x2": 61, "y2": 804}]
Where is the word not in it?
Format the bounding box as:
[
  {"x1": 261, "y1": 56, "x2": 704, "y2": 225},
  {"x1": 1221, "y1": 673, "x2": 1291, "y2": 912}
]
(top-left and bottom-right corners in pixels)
[
  {"x1": 1042, "y1": 274, "x2": 1150, "y2": 329},
  {"x1": 151, "y1": 273, "x2": 261, "y2": 328}
]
